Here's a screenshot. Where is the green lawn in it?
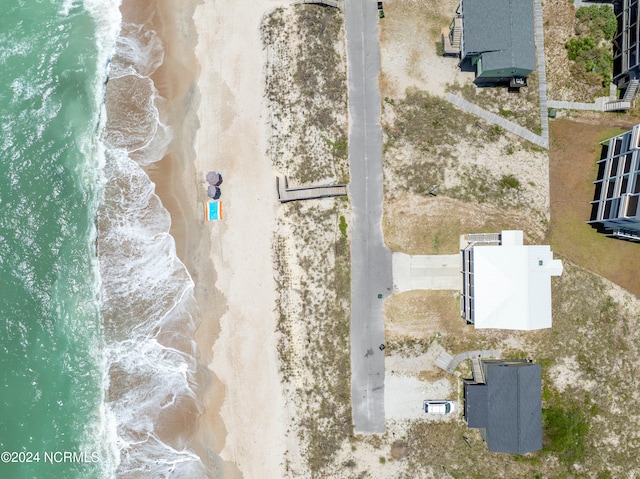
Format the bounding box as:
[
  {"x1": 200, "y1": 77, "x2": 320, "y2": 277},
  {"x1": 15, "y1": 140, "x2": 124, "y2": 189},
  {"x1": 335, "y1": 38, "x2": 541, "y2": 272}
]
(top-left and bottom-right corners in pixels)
[{"x1": 549, "y1": 119, "x2": 640, "y2": 296}]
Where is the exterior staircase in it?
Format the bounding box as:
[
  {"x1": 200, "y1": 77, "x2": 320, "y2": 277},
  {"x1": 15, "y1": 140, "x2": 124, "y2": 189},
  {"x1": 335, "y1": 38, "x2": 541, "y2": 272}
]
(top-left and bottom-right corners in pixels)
[
  {"x1": 442, "y1": 15, "x2": 462, "y2": 56},
  {"x1": 471, "y1": 357, "x2": 486, "y2": 384},
  {"x1": 623, "y1": 79, "x2": 640, "y2": 102},
  {"x1": 604, "y1": 79, "x2": 639, "y2": 112},
  {"x1": 466, "y1": 233, "x2": 501, "y2": 244}
]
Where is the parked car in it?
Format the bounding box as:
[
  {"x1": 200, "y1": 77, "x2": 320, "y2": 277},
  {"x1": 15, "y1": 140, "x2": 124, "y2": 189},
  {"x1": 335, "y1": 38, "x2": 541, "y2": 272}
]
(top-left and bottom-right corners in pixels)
[
  {"x1": 423, "y1": 400, "x2": 454, "y2": 414},
  {"x1": 377, "y1": 1, "x2": 384, "y2": 18}
]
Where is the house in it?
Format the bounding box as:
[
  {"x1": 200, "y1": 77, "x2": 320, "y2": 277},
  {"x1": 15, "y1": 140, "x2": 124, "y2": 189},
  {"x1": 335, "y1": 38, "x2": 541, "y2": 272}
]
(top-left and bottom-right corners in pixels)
[
  {"x1": 456, "y1": 0, "x2": 536, "y2": 86},
  {"x1": 460, "y1": 230, "x2": 563, "y2": 330},
  {"x1": 613, "y1": 0, "x2": 640, "y2": 90},
  {"x1": 588, "y1": 124, "x2": 640, "y2": 241},
  {"x1": 464, "y1": 359, "x2": 542, "y2": 454}
]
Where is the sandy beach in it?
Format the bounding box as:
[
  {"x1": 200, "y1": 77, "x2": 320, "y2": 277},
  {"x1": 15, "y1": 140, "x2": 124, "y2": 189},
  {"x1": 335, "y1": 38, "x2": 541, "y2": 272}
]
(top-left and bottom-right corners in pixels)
[
  {"x1": 191, "y1": 1, "x2": 287, "y2": 477},
  {"x1": 122, "y1": 0, "x2": 289, "y2": 476}
]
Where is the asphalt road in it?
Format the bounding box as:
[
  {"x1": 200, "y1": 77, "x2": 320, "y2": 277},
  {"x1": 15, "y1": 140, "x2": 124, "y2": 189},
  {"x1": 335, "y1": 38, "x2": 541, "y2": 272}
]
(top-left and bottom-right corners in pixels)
[{"x1": 345, "y1": 0, "x2": 393, "y2": 434}]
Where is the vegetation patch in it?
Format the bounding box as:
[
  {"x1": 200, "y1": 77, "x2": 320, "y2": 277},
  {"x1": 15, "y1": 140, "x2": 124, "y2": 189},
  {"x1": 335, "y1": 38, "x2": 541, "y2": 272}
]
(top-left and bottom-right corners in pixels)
[
  {"x1": 384, "y1": 87, "x2": 479, "y2": 156},
  {"x1": 542, "y1": 406, "x2": 589, "y2": 463},
  {"x1": 565, "y1": 5, "x2": 616, "y2": 88},
  {"x1": 446, "y1": 164, "x2": 525, "y2": 209},
  {"x1": 263, "y1": 6, "x2": 352, "y2": 476},
  {"x1": 262, "y1": 6, "x2": 348, "y2": 185}
]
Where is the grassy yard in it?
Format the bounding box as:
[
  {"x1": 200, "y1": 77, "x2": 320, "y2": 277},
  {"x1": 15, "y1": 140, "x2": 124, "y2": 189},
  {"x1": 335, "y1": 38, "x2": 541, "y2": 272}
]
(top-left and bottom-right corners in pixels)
[{"x1": 549, "y1": 118, "x2": 640, "y2": 296}]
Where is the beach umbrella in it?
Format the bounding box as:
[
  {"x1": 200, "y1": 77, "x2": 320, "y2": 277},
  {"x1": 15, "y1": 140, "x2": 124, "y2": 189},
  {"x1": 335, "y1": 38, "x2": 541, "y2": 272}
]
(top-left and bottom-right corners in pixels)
[
  {"x1": 206, "y1": 171, "x2": 222, "y2": 186},
  {"x1": 207, "y1": 185, "x2": 221, "y2": 200}
]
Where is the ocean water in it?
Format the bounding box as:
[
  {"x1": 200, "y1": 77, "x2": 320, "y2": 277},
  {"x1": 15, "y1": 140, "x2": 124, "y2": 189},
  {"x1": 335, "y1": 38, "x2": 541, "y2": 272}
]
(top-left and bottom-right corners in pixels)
[{"x1": 0, "y1": 1, "x2": 206, "y2": 478}]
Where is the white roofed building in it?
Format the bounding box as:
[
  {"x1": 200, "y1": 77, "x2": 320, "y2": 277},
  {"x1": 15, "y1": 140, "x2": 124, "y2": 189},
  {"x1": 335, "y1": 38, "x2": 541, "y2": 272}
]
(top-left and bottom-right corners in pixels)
[{"x1": 461, "y1": 231, "x2": 563, "y2": 330}]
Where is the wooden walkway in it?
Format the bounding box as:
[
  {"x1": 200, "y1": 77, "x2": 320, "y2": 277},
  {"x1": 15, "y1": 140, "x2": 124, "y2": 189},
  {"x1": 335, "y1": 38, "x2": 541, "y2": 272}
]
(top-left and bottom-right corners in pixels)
[
  {"x1": 547, "y1": 99, "x2": 607, "y2": 111},
  {"x1": 471, "y1": 357, "x2": 486, "y2": 384},
  {"x1": 547, "y1": 97, "x2": 633, "y2": 112},
  {"x1": 533, "y1": 0, "x2": 549, "y2": 147},
  {"x1": 276, "y1": 176, "x2": 348, "y2": 203},
  {"x1": 435, "y1": 349, "x2": 501, "y2": 374},
  {"x1": 446, "y1": 94, "x2": 548, "y2": 149}
]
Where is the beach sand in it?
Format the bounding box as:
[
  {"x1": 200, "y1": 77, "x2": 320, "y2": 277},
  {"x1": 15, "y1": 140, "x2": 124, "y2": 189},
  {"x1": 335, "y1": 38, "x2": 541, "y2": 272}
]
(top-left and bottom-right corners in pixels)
[
  {"x1": 141, "y1": 0, "x2": 288, "y2": 477},
  {"x1": 193, "y1": 0, "x2": 288, "y2": 476}
]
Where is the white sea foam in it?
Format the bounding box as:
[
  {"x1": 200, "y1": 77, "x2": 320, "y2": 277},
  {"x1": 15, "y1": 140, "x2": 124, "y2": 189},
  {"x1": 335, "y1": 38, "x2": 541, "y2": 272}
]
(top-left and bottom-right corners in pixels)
[{"x1": 84, "y1": 0, "x2": 208, "y2": 476}]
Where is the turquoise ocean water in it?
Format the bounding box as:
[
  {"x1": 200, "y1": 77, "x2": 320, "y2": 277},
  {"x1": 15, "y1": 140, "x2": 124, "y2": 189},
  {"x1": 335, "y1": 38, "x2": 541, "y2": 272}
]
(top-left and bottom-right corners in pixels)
[
  {"x1": 0, "y1": 0, "x2": 110, "y2": 477},
  {"x1": 0, "y1": 1, "x2": 207, "y2": 477}
]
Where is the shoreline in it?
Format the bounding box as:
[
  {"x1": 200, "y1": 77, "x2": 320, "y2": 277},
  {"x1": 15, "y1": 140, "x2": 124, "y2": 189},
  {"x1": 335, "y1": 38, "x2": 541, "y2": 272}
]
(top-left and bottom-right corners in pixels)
[
  {"x1": 132, "y1": 0, "x2": 288, "y2": 477},
  {"x1": 117, "y1": 0, "x2": 234, "y2": 476}
]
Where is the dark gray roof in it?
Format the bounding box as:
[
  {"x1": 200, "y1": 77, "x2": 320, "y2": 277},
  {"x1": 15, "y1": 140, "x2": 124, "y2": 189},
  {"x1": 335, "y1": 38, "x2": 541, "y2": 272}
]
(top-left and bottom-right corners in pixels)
[
  {"x1": 485, "y1": 362, "x2": 542, "y2": 454},
  {"x1": 465, "y1": 383, "x2": 488, "y2": 428},
  {"x1": 464, "y1": 361, "x2": 542, "y2": 454},
  {"x1": 461, "y1": 0, "x2": 536, "y2": 73}
]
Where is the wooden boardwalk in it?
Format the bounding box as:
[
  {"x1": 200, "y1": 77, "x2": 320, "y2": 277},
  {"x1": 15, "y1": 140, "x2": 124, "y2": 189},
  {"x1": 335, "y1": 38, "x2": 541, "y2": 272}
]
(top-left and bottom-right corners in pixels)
[
  {"x1": 446, "y1": 94, "x2": 548, "y2": 149},
  {"x1": 435, "y1": 349, "x2": 501, "y2": 374},
  {"x1": 547, "y1": 99, "x2": 607, "y2": 111},
  {"x1": 276, "y1": 176, "x2": 348, "y2": 203},
  {"x1": 547, "y1": 97, "x2": 633, "y2": 112},
  {"x1": 533, "y1": 0, "x2": 549, "y2": 147}
]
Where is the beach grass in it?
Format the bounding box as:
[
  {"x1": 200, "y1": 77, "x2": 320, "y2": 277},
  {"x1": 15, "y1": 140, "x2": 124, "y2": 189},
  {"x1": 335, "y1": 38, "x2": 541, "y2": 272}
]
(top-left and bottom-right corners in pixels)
[{"x1": 264, "y1": 5, "x2": 353, "y2": 475}]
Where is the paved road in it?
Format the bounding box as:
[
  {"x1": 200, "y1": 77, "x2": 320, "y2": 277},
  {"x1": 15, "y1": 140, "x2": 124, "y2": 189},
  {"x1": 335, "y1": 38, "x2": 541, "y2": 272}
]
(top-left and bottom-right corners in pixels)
[{"x1": 345, "y1": 0, "x2": 392, "y2": 434}]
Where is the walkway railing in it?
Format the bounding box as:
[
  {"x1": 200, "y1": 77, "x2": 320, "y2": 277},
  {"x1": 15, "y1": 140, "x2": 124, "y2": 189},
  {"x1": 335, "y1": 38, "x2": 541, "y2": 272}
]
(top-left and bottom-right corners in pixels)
[
  {"x1": 435, "y1": 349, "x2": 501, "y2": 374},
  {"x1": 276, "y1": 176, "x2": 348, "y2": 203}
]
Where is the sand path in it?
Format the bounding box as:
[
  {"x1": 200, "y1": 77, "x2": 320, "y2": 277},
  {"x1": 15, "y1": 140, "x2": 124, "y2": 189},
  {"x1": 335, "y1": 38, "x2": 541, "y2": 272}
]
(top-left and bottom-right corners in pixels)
[{"x1": 193, "y1": 1, "x2": 287, "y2": 477}]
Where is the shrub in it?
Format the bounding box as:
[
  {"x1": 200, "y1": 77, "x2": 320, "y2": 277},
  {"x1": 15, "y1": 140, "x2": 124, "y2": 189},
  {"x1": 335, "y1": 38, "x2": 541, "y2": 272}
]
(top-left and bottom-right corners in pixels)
[
  {"x1": 566, "y1": 6, "x2": 616, "y2": 88},
  {"x1": 338, "y1": 215, "x2": 347, "y2": 240},
  {"x1": 575, "y1": 5, "x2": 617, "y2": 41},
  {"x1": 500, "y1": 174, "x2": 520, "y2": 190},
  {"x1": 566, "y1": 36, "x2": 595, "y2": 61}
]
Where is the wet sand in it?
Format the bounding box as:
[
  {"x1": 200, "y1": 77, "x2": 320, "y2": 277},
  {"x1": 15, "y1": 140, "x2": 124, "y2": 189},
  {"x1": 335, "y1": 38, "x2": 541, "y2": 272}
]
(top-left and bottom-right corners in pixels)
[
  {"x1": 129, "y1": 0, "x2": 287, "y2": 477},
  {"x1": 117, "y1": 0, "x2": 236, "y2": 476}
]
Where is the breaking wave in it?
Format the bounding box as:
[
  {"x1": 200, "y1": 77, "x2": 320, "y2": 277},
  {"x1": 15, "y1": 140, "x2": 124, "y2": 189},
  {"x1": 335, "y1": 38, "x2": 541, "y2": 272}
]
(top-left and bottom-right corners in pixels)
[{"x1": 87, "y1": 0, "x2": 209, "y2": 476}]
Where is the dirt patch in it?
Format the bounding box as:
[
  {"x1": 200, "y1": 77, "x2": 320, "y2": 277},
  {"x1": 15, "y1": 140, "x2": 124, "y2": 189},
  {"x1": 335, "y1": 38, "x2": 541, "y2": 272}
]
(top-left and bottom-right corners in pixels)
[
  {"x1": 378, "y1": 0, "x2": 471, "y2": 98},
  {"x1": 549, "y1": 118, "x2": 640, "y2": 296},
  {"x1": 384, "y1": 193, "x2": 546, "y2": 255},
  {"x1": 384, "y1": 290, "x2": 460, "y2": 340}
]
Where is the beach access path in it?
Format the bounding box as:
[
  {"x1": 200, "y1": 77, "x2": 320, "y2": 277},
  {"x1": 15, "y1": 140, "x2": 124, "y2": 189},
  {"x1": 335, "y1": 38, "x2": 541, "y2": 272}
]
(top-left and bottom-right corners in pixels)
[{"x1": 345, "y1": 0, "x2": 393, "y2": 434}]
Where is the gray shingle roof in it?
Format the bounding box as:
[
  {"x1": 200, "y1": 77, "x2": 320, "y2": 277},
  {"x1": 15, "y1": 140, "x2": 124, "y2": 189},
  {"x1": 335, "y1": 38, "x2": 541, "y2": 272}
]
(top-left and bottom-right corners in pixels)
[
  {"x1": 465, "y1": 361, "x2": 542, "y2": 454},
  {"x1": 462, "y1": 0, "x2": 536, "y2": 73},
  {"x1": 465, "y1": 384, "x2": 488, "y2": 428}
]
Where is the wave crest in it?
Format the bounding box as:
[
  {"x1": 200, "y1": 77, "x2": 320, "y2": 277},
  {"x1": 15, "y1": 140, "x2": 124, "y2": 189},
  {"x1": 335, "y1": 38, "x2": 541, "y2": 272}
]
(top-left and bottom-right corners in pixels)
[{"x1": 95, "y1": 9, "x2": 208, "y2": 479}]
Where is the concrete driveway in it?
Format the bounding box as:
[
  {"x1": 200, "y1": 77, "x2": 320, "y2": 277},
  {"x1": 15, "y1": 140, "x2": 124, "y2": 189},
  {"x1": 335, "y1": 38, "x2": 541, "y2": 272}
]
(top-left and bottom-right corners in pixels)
[{"x1": 392, "y1": 253, "x2": 460, "y2": 292}]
